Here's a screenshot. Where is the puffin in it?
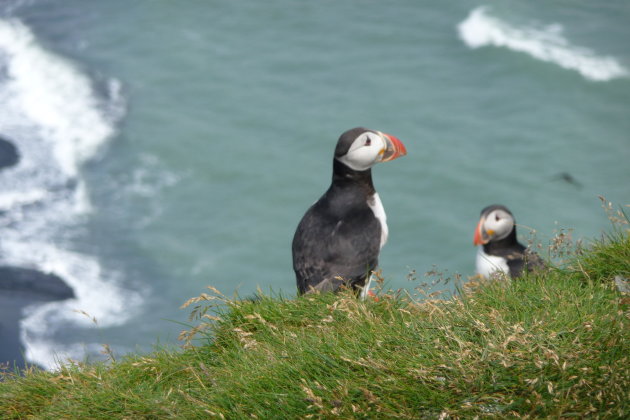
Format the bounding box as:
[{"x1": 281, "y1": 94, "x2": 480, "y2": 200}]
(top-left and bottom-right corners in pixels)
[
  {"x1": 292, "y1": 127, "x2": 407, "y2": 297},
  {"x1": 473, "y1": 204, "x2": 545, "y2": 279}
]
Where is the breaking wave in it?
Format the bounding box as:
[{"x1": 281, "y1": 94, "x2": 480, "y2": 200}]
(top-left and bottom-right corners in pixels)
[
  {"x1": 0, "y1": 17, "x2": 138, "y2": 369},
  {"x1": 457, "y1": 7, "x2": 628, "y2": 82}
]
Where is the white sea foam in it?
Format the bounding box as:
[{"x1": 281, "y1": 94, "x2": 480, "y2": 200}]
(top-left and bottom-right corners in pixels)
[
  {"x1": 457, "y1": 7, "x2": 628, "y2": 82},
  {"x1": 0, "y1": 18, "x2": 122, "y2": 177},
  {"x1": 0, "y1": 17, "x2": 133, "y2": 370},
  {"x1": 0, "y1": 188, "x2": 47, "y2": 210},
  {"x1": 128, "y1": 154, "x2": 181, "y2": 197}
]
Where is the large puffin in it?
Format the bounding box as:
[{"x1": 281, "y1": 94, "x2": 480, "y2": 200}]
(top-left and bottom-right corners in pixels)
[
  {"x1": 473, "y1": 204, "x2": 545, "y2": 279},
  {"x1": 292, "y1": 127, "x2": 407, "y2": 297}
]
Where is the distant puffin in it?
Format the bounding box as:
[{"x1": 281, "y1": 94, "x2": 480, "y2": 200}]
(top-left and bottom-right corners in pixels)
[
  {"x1": 473, "y1": 204, "x2": 545, "y2": 279},
  {"x1": 292, "y1": 127, "x2": 407, "y2": 297}
]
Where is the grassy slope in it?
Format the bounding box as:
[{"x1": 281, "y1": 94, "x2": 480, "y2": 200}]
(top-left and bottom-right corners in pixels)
[{"x1": 0, "y1": 231, "x2": 628, "y2": 419}]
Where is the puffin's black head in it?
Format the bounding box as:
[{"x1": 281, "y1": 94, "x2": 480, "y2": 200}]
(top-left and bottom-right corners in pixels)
[
  {"x1": 334, "y1": 127, "x2": 406, "y2": 172},
  {"x1": 473, "y1": 204, "x2": 516, "y2": 245}
]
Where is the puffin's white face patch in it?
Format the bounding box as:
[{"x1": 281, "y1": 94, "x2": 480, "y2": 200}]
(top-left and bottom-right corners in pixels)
[
  {"x1": 336, "y1": 131, "x2": 386, "y2": 171},
  {"x1": 483, "y1": 209, "x2": 514, "y2": 242}
]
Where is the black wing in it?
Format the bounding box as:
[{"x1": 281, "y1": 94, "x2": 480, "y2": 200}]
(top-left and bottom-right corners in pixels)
[
  {"x1": 292, "y1": 200, "x2": 381, "y2": 295},
  {"x1": 504, "y1": 245, "x2": 546, "y2": 278}
]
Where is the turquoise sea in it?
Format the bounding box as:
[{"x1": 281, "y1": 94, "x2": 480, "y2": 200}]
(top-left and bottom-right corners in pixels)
[{"x1": 0, "y1": 0, "x2": 628, "y2": 369}]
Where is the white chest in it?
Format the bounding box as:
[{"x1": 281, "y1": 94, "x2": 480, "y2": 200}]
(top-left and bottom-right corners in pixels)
[
  {"x1": 367, "y1": 193, "x2": 388, "y2": 249},
  {"x1": 475, "y1": 246, "x2": 510, "y2": 278}
]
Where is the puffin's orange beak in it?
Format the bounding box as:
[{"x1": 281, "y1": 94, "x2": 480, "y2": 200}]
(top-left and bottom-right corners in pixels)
[
  {"x1": 380, "y1": 132, "x2": 407, "y2": 162},
  {"x1": 473, "y1": 217, "x2": 486, "y2": 246}
]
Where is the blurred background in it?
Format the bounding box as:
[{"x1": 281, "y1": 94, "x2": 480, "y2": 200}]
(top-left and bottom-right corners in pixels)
[{"x1": 1, "y1": 0, "x2": 628, "y2": 369}]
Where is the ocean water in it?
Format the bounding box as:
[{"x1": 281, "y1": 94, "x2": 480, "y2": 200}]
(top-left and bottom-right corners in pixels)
[{"x1": 0, "y1": 0, "x2": 628, "y2": 369}]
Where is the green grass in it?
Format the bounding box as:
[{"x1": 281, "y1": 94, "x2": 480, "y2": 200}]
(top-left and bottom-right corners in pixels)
[{"x1": 1, "y1": 227, "x2": 628, "y2": 419}]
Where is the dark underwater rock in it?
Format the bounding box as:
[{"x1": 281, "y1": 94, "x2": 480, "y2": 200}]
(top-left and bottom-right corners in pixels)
[
  {"x1": 0, "y1": 137, "x2": 19, "y2": 170},
  {"x1": 0, "y1": 266, "x2": 74, "y2": 370},
  {"x1": 0, "y1": 266, "x2": 75, "y2": 300}
]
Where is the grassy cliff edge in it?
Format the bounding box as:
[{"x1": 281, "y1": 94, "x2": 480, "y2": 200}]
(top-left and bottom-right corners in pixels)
[{"x1": 1, "y1": 228, "x2": 628, "y2": 418}]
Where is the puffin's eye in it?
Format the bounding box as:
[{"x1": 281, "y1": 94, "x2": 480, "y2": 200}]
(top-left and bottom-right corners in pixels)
[
  {"x1": 495, "y1": 214, "x2": 500, "y2": 222},
  {"x1": 365, "y1": 137, "x2": 371, "y2": 146}
]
